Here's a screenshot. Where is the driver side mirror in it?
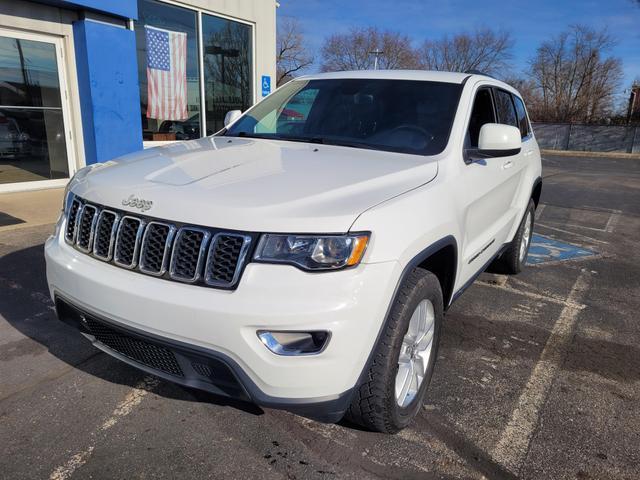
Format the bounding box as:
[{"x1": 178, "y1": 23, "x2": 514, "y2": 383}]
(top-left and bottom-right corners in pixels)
[
  {"x1": 224, "y1": 110, "x2": 242, "y2": 128},
  {"x1": 477, "y1": 123, "x2": 522, "y2": 157}
]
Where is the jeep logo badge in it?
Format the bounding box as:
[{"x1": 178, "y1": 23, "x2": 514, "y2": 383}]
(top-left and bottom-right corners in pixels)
[{"x1": 122, "y1": 195, "x2": 153, "y2": 212}]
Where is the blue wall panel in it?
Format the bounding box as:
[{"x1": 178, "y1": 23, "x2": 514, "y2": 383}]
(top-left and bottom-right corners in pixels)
[
  {"x1": 73, "y1": 20, "x2": 142, "y2": 165},
  {"x1": 41, "y1": 0, "x2": 137, "y2": 20}
]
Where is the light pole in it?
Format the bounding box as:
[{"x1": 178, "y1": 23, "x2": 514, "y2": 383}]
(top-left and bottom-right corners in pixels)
[{"x1": 369, "y1": 48, "x2": 383, "y2": 70}]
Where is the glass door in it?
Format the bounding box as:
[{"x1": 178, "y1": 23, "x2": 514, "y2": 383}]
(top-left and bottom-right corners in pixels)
[{"x1": 0, "y1": 29, "x2": 74, "y2": 190}]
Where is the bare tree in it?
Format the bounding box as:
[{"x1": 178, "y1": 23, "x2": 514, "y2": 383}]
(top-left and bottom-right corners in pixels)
[
  {"x1": 277, "y1": 17, "x2": 314, "y2": 86},
  {"x1": 528, "y1": 25, "x2": 623, "y2": 123},
  {"x1": 320, "y1": 27, "x2": 419, "y2": 72},
  {"x1": 504, "y1": 76, "x2": 540, "y2": 109},
  {"x1": 418, "y1": 29, "x2": 513, "y2": 76}
]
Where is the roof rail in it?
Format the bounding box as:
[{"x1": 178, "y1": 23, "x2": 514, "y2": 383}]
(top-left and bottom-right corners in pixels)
[{"x1": 464, "y1": 69, "x2": 494, "y2": 78}]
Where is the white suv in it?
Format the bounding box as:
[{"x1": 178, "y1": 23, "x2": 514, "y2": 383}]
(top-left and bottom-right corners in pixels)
[{"x1": 45, "y1": 70, "x2": 541, "y2": 432}]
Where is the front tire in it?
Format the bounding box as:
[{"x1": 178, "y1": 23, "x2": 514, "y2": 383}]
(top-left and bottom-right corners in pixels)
[{"x1": 346, "y1": 268, "x2": 443, "y2": 433}]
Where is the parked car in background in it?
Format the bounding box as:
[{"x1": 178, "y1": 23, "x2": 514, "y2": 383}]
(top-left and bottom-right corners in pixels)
[
  {"x1": 0, "y1": 113, "x2": 31, "y2": 159},
  {"x1": 46, "y1": 70, "x2": 541, "y2": 432}
]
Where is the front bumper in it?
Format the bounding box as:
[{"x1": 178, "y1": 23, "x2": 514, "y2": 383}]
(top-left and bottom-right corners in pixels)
[{"x1": 45, "y1": 227, "x2": 400, "y2": 421}]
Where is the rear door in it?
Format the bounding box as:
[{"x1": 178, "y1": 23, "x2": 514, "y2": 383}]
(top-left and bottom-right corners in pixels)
[
  {"x1": 493, "y1": 89, "x2": 529, "y2": 235},
  {"x1": 513, "y1": 93, "x2": 538, "y2": 175}
]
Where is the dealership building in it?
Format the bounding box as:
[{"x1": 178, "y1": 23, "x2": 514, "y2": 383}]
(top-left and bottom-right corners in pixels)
[{"x1": 0, "y1": 0, "x2": 276, "y2": 192}]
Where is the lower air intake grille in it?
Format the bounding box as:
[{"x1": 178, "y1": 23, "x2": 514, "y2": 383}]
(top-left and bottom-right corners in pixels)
[{"x1": 84, "y1": 317, "x2": 184, "y2": 377}]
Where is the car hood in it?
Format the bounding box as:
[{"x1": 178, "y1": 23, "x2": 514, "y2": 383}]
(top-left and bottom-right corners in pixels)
[{"x1": 72, "y1": 137, "x2": 438, "y2": 233}]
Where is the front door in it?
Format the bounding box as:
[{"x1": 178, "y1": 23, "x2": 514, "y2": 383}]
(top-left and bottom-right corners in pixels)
[
  {"x1": 0, "y1": 28, "x2": 75, "y2": 191},
  {"x1": 456, "y1": 86, "x2": 524, "y2": 286}
]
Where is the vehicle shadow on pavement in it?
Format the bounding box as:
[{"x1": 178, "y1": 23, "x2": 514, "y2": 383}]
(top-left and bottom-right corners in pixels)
[
  {"x1": 0, "y1": 244, "x2": 264, "y2": 417},
  {"x1": 3, "y1": 244, "x2": 639, "y2": 426}
]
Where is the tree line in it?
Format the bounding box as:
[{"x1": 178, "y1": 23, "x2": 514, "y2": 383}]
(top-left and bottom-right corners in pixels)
[{"x1": 277, "y1": 20, "x2": 632, "y2": 124}]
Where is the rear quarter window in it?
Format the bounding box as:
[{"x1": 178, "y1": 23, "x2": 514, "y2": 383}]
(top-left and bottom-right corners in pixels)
[
  {"x1": 513, "y1": 95, "x2": 532, "y2": 139},
  {"x1": 494, "y1": 89, "x2": 518, "y2": 129}
]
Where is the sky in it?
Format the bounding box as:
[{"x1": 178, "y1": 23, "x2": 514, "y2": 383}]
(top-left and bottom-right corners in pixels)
[{"x1": 277, "y1": 0, "x2": 640, "y2": 102}]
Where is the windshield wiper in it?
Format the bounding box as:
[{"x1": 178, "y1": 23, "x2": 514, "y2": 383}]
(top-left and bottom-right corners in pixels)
[
  {"x1": 317, "y1": 138, "x2": 381, "y2": 151},
  {"x1": 225, "y1": 133, "x2": 380, "y2": 151}
]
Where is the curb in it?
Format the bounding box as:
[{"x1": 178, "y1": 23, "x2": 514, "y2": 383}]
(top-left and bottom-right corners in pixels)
[{"x1": 541, "y1": 149, "x2": 640, "y2": 160}]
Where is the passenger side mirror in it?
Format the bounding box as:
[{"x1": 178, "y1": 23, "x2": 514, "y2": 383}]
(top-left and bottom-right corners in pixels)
[
  {"x1": 477, "y1": 123, "x2": 521, "y2": 157},
  {"x1": 224, "y1": 110, "x2": 242, "y2": 128}
]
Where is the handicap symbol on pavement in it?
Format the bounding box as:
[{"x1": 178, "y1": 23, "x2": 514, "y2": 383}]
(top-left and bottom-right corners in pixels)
[{"x1": 527, "y1": 234, "x2": 596, "y2": 265}]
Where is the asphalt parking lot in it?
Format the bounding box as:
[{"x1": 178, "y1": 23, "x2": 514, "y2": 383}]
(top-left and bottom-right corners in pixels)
[{"x1": 1, "y1": 154, "x2": 639, "y2": 480}]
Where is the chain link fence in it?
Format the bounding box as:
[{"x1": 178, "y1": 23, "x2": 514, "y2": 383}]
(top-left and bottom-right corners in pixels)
[{"x1": 532, "y1": 123, "x2": 640, "y2": 154}]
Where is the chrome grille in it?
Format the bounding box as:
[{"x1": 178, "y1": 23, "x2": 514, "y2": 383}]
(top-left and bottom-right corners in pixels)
[
  {"x1": 76, "y1": 204, "x2": 98, "y2": 252},
  {"x1": 114, "y1": 216, "x2": 144, "y2": 269},
  {"x1": 64, "y1": 198, "x2": 82, "y2": 244},
  {"x1": 169, "y1": 228, "x2": 210, "y2": 283},
  {"x1": 205, "y1": 233, "x2": 251, "y2": 287},
  {"x1": 139, "y1": 222, "x2": 175, "y2": 276},
  {"x1": 63, "y1": 195, "x2": 252, "y2": 289},
  {"x1": 93, "y1": 210, "x2": 119, "y2": 261}
]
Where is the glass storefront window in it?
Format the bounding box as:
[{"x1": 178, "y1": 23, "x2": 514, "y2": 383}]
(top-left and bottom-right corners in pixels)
[
  {"x1": 135, "y1": 0, "x2": 201, "y2": 141},
  {"x1": 202, "y1": 14, "x2": 253, "y2": 135},
  {"x1": 135, "y1": 0, "x2": 254, "y2": 141},
  {"x1": 0, "y1": 35, "x2": 69, "y2": 185}
]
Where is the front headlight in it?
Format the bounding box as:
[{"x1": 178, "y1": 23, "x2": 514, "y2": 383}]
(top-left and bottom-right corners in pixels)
[{"x1": 254, "y1": 233, "x2": 369, "y2": 271}]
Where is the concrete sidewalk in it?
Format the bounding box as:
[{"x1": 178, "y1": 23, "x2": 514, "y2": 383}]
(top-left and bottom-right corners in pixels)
[{"x1": 0, "y1": 188, "x2": 64, "y2": 232}]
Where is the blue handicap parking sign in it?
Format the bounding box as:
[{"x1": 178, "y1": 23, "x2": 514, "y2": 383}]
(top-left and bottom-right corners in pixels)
[
  {"x1": 527, "y1": 234, "x2": 596, "y2": 265},
  {"x1": 261, "y1": 75, "x2": 271, "y2": 97}
]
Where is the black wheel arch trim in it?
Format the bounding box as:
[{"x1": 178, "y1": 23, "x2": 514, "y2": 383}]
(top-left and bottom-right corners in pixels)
[
  {"x1": 348, "y1": 235, "x2": 458, "y2": 405},
  {"x1": 531, "y1": 176, "x2": 543, "y2": 206}
]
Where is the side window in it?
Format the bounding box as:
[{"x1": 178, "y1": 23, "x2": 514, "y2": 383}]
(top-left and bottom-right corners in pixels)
[
  {"x1": 512, "y1": 95, "x2": 531, "y2": 139},
  {"x1": 467, "y1": 88, "x2": 496, "y2": 148},
  {"x1": 494, "y1": 89, "x2": 518, "y2": 129}
]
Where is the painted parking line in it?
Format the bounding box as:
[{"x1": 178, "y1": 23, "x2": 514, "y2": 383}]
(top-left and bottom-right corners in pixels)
[
  {"x1": 526, "y1": 234, "x2": 597, "y2": 265},
  {"x1": 49, "y1": 376, "x2": 159, "y2": 480},
  {"x1": 491, "y1": 270, "x2": 590, "y2": 474}
]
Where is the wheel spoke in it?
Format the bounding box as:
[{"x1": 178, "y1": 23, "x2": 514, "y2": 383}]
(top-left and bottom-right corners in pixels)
[
  {"x1": 411, "y1": 361, "x2": 422, "y2": 393},
  {"x1": 395, "y1": 361, "x2": 413, "y2": 405},
  {"x1": 407, "y1": 307, "x2": 420, "y2": 341},
  {"x1": 395, "y1": 299, "x2": 436, "y2": 407},
  {"x1": 416, "y1": 301, "x2": 428, "y2": 343},
  {"x1": 398, "y1": 341, "x2": 412, "y2": 364},
  {"x1": 413, "y1": 352, "x2": 426, "y2": 375},
  {"x1": 520, "y1": 212, "x2": 532, "y2": 262},
  {"x1": 417, "y1": 328, "x2": 433, "y2": 351}
]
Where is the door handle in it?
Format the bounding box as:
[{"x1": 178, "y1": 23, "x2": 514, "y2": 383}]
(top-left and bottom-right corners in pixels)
[
  {"x1": 523, "y1": 150, "x2": 534, "y2": 157},
  {"x1": 502, "y1": 160, "x2": 514, "y2": 169}
]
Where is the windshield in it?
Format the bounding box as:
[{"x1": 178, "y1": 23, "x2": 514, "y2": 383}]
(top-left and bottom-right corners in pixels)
[{"x1": 224, "y1": 78, "x2": 463, "y2": 156}]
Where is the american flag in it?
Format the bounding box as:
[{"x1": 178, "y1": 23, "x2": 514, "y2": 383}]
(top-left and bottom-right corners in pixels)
[{"x1": 145, "y1": 25, "x2": 188, "y2": 121}]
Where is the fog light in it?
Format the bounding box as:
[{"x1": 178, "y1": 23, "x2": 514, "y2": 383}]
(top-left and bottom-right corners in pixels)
[{"x1": 258, "y1": 331, "x2": 330, "y2": 356}]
